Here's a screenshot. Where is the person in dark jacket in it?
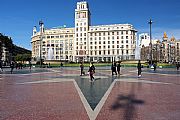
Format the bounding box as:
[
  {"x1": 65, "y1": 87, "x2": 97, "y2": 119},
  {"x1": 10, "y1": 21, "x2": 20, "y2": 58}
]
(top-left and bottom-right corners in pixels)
[
  {"x1": 176, "y1": 62, "x2": 180, "y2": 71},
  {"x1": 88, "y1": 63, "x2": 95, "y2": 81},
  {"x1": 153, "y1": 63, "x2": 157, "y2": 71},
  {"x1": 10, "y1": 61, "x2": 15, "y2": 74},
  {"x1": 80, "y1": 62, "x2": 85, "y2": 76},
  {"x1": 111, "y1": 63, "x2": 117, "y2": 75},
  {"x1": 0, "y1": 60, "x2": 3, "y2": 72},
  {"x1": 117, "y1": 62, "x2": 121, "y2": 75},
  {"x1": 137, "y1": 60, "x2": 142, "y2": 77}
]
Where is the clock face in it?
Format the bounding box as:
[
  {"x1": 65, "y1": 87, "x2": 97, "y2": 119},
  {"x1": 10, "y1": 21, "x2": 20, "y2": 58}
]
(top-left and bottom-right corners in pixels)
[{"x1": 76, "y1": 19, "x2": 87, "y2": 22}]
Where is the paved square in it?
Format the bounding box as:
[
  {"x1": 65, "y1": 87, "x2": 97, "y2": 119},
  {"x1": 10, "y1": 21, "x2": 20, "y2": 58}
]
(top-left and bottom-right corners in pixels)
[{"x1": 0, "y1": 67, "x2": 180, "y2": 120}]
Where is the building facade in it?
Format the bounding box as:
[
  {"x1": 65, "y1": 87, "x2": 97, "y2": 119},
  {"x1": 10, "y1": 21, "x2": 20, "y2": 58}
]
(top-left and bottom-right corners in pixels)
[
  {"x1": 141, "y1": 32, "x2": 180, "y2": 63},
  {"x1": 31, "y1": 1, "x2": 137, "y2": 62}
]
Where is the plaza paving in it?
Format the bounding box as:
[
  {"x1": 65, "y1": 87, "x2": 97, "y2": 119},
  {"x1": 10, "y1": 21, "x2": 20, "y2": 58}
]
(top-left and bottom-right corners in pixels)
[{"x1": 0, "y1": 67, "x2": 180, "y2": 120}]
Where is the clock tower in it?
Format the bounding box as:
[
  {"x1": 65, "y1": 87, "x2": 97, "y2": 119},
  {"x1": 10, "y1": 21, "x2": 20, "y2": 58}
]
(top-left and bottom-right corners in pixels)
[{"x1": 74, "y1": 1, "x2": 91, "y2": 62}]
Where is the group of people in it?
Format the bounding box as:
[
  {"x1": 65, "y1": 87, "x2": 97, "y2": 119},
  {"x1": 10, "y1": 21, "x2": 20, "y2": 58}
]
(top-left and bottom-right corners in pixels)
[{"x1": 111, "y1": 62, "x2": 121, "y2": 76}]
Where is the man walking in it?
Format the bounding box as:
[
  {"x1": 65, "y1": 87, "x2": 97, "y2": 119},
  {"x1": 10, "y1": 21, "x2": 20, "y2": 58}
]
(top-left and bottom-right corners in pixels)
[
  {"x1": 80, "y1": 62, "x2": 84, "y2": 76},
  {"x1": 117, "y1": 62, "x2": 121, "y2": 75},
  {"x1": 137, "y1": 60, "x2": 142, "y2": 77},
  {"x1": 0, "y1": 60, "x2": 3, "y2": 72},
  {"x1": 88, "y1": 63, "x2": 95, "y2": 81},
  {"x1": 111, "y1": 63, "x2": 117, "y2": 75}
]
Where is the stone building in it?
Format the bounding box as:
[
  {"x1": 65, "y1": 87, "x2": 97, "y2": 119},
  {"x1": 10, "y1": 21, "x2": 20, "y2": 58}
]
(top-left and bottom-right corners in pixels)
[{"x1": 31, "y1": 1, "x2": 137, "y2": 62}]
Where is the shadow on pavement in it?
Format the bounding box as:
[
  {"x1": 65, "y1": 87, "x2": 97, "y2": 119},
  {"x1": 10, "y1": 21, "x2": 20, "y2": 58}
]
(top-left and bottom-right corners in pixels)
[{"x1": 111, "y1": 84, "x2": 145, "y2": 120}]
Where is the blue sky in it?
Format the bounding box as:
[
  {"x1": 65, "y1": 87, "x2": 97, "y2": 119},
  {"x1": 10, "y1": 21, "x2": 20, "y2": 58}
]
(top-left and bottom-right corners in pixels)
[{"x1": 0, "y1": 0, "x2": 180, "y2": 50}]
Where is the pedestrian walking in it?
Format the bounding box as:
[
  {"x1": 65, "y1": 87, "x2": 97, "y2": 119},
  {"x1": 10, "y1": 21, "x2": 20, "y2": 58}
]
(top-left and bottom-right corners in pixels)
[
  {"x1": 111, "y1": 63, "x2": 117, "y2": 75},
  {"x1": 29, "y1": 61, "x2": 32, "y2": 70},
  {"x1": 0, "y1": 60, "x2": 3, "y2": 72},
  {"x1": 88, "y1": 63, "x2": 95, "y2": 81},
  {"x1": 153, "y1": 63, "x2": 156, "y2": 71},
  {"x1": 117, "y1": 62, "x2": 121, "y2": 75},
  {"x1": 80, "y1": 62, "x2": 85, "y2": 76},
  {"x1": 10, "y1": 61, "x2": 15, "y2": 74},
  {"x1": 176, "y1": 62, "x2": 180, "y2": 71},
  {"x1": 137, "y1": 60, "x2": 142, "y2": 77}
]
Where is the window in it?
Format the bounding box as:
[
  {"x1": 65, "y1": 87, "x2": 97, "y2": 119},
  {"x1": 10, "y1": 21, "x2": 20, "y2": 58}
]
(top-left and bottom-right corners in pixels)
[
  {"x1": 121, "y1": 36, "x2": 124, "y2": 39},
  {"x1": 95, "y1": 42, "x2": 97, "y2": 44},
  {"x1": 117, "y1": 41, "x2": 119, "y2": 44},
  {"x1": 126, "y1": 31, "x2": 128, "y2": 34},
  {"x1": 117, "y1": 36, "x2": 119, "y2": 39},
  {"x1": 108, "y1": 41, "x2": 110, "y2": 44},
  {"x1": 108, "y1": 50, "x2": 110, "y2": 54},
  {"x1": 99, "y1": 51, "x2": 101, "y2": 55},
  {"x1": 103, "y1": 41, "x2": 105, "y2": 44},
  {"x1": 121, "y1": 31, "x2": 123, "y2": 35},
  {"x1": 99, "y1": 41, "x2": 101, "y2": 44},
  {"x1": 108, "y1": 45, "x2": 110, "y2": 48},
  {"x1": 112, "y1": 41, "x2": 114, "y2": 44},
  {"x1": 56, "y1": 36, "x2": 59, "y2": 38},
  {"x1": 126, "y1": 50, "x2": 128, "y2": 54},
  {"x1": 112, "y1": 32, "x2": 114, "y2": 35},
  {"x1": 126, "y1": 36, "x2": 128, "y2": 39},
  {"x1": 51, "y1": 36, "x2": 54, "y2": 38},
  {"x1": 117, "y1": 50, "x2": 119, "y2": 54},
  {"x1": 99, "y1": 46, "x2": 101, "y2": 49},
  {"x1": 126, "y1": 40, "x2": 128, "y2": 43}
]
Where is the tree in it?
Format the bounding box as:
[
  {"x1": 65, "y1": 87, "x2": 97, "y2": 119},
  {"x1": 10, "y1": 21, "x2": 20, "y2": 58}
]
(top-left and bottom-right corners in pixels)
[{"x1": 15, "y1": 54, "x2": 31, "y2": 63}]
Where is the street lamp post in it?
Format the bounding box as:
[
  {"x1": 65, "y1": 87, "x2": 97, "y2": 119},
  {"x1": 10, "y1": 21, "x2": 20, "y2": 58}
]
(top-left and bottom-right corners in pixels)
[
  {"x1": 39, "y1": 20, "x2": 43, "y2": 68},
  {"x1": 120, "y1": 46, "x2": 124, "y2": 60},
  {"x1": 148, "y1": 19, "x2": 153, "y2": 65}
]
